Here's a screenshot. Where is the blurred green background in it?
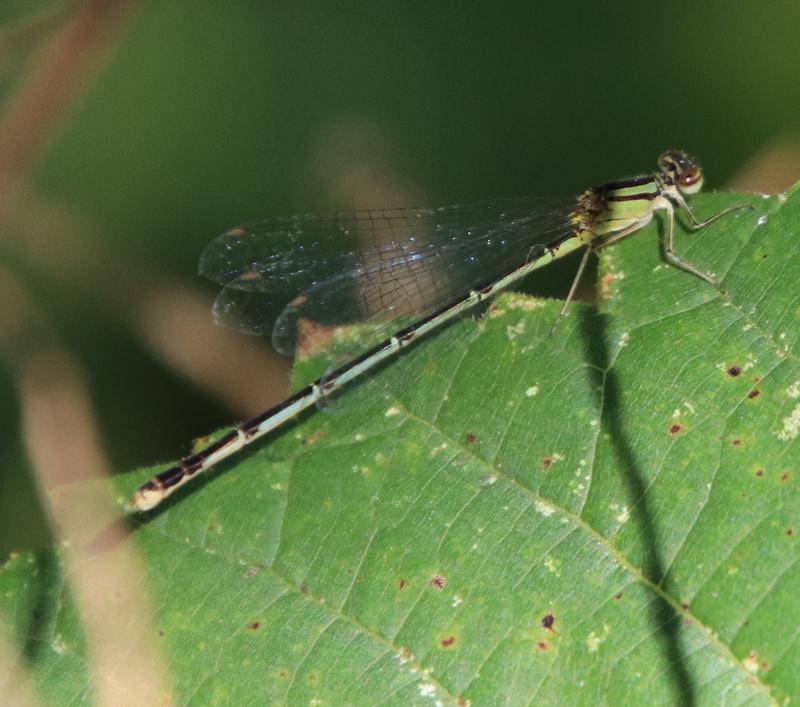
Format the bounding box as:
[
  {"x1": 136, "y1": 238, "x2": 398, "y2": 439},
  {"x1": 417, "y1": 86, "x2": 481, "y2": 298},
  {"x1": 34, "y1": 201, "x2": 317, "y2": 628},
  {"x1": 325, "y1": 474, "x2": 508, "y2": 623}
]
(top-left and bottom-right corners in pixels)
[{"x1": 2, "y1": 0, "x2": 799, "y2": 555}]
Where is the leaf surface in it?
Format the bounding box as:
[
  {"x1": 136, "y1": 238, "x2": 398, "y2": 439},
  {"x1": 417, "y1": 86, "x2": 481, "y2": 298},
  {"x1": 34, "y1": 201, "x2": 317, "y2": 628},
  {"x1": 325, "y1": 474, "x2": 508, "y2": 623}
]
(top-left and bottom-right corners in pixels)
[{"x1": 3, "y1": 188, "x2": 798, "y2": 705}]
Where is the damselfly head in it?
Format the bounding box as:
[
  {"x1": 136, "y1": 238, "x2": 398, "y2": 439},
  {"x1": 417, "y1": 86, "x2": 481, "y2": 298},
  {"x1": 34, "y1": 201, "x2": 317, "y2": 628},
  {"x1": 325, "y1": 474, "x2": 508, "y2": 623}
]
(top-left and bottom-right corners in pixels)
[{"x1": 658, "y1": 150, "x2": 705, "y2": 195}]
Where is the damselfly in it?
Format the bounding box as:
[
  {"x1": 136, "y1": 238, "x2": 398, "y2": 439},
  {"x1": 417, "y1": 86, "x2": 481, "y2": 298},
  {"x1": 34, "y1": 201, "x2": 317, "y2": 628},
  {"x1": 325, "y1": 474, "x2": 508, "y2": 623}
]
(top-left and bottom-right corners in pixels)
[{"x1": 128, "y1": 151, "x2": 751, "y2": 512}]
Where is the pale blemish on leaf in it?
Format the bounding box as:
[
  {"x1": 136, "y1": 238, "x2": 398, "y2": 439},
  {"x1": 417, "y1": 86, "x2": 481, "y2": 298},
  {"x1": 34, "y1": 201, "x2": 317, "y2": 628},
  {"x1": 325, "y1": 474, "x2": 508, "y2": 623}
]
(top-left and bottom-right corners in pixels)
[
  {"x1": 742, "y1": 651, "x2": 760, "y2": 673},
  {"x1": 775, "y1": 403, "x2": 800, "y2": 441},
  {"x1": 506, "y1": 320, "x2": 526, "y2": 341},
  {"x1": 503, "y1": 293, "x2": 545, "y2": 311},
  {"x1": 586, "y1": 624, "x2": 610, "y2": 653},
  {"x1": 418, "y1": 681, "x2": 437, "y2": 698},
  {"x1": 525, "y1": 385, "x2": 539, "y2": 397},
  {"x1": 415, "y1": 667, "x2": 440, "y2": 701},
  {"x1": 570, "y1": 480, "x2": 586, "y2": 497},
  {"x1": 430, "y1": 442, "x2": 450, "y2": 458},
  {"x1": 385, "y1": 406, "x2": 401, "y2": 418},
  {"x1": 610, "y1": 503, "x2": 630, "y2": 524},
  {"x1": 543, "y1": 555, "x2": 561, "y2": 577}
]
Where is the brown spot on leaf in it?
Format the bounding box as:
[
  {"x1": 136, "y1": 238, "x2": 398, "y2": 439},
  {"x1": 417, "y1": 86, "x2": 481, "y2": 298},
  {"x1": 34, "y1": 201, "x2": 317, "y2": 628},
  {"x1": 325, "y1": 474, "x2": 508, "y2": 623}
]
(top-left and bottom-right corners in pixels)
[
  {"x1": 158, "y1": 630, "x2": 165, "y2": 638},
  {"x1": 430, "y1": 575, "x2": 446, "y2": 590},
  {"x1": 398, "y1": 578, "x2": 408, "y2": 590},
  {"x1": 247, "y1": 621, "x2": 261, "y2": 631},
  {"x1": 731, "y1": 438, "x2": 742, "y2": 447},
  {"x1": 727, "y1": 366, "x2": 741, "y2": 377},
  {"x1": 537, "y1": 641, "x2": 549, "y2": 651},
  {"x1": 755, "y1": 469, "x2": 764, "y2": 477},
  {"x1": 613, "y1": 592, "x2": 623, "y2": 601},
  {"x1": 440, "y1": 635, "x2": 456, "y2": 648},
  {"x1": 781, "y1": 471, "x2": 791, "y2": 483},
  {"x1": 465, "y1": 433, "x2": 477, "y2": 445},
  {"x1": 278, "y1": 669, "x2": 289, "y2": 680},
  {"x1": 786, "y1": 528, "x2": 795, "y2": 537},
  {"x1": 748, "y1": 389, "x2": 760, "y2": 399},
  {"x1": 669, "y1": 424, "x2": 682, "y2": 435},
  {"x1": 245, "y1": 567, "x2": 259, "y2": 578},
  {"x1": 300, "y1": 429, "x2": 327, "y2": 446},
  {"x1": 300, "y1": 585, "x2": 309, "y2": 594},
  {"x1": 600, "y1": 272, "x2": 618, "y2": 299},
  {"x1": 541, "y1": 613, "x2": 555, "y2": 630},
  {"x1": 542, "y1": 456, "x2": 554, "y2": 470}
]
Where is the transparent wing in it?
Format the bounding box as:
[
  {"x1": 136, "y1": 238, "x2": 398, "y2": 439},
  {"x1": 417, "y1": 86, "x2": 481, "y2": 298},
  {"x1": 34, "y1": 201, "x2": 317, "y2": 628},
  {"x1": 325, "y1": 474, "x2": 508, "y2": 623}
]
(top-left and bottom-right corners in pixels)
[{"x1": 200, "y1": 196, "x2": 577, "y2": 356}]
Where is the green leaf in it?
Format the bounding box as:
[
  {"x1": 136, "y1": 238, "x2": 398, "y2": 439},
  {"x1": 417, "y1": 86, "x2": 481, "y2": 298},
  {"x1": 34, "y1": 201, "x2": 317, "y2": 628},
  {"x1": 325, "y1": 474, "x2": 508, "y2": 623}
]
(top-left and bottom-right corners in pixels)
[{"x1": 4, "y1": 187, "x2": 799, "y2": 705}]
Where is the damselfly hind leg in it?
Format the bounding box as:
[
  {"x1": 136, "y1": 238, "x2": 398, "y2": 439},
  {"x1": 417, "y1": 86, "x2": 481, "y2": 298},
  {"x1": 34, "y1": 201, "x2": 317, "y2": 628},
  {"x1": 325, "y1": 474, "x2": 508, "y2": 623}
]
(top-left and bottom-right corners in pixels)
[
  {"x1": 548, "y1": 216, "x2": 652, "y2": 337},
  {"x1": 548, "y1": 246, "x2": 593, "y2": 337}
]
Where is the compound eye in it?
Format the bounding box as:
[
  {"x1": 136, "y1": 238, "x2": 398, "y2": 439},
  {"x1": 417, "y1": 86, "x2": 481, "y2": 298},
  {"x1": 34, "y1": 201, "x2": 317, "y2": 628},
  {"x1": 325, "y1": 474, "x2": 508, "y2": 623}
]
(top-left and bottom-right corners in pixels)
[{"x1": 681, "y1": 168, "x2": 699, "y2": 187}]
